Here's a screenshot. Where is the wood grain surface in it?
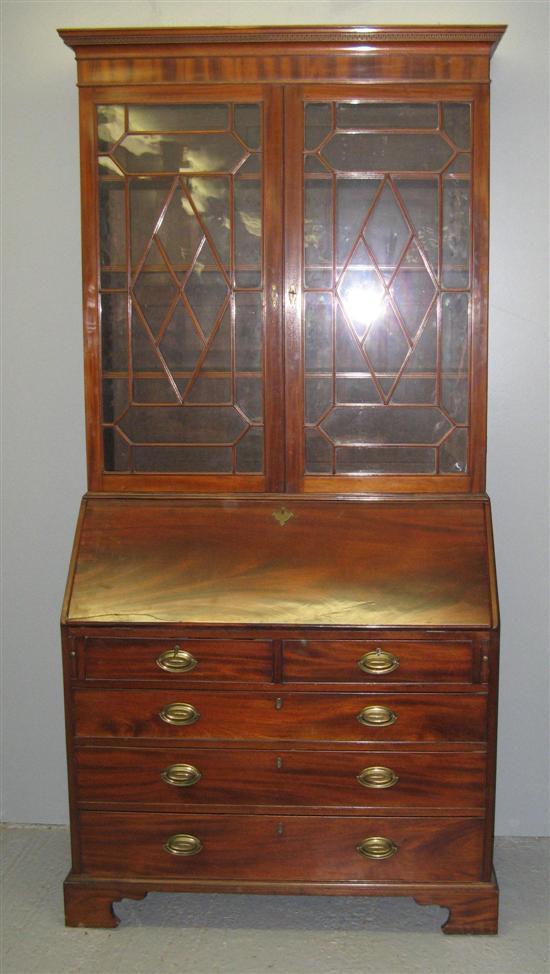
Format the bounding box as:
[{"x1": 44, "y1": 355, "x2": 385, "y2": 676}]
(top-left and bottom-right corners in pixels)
[
  {"x1": 72, "y1": 689, "x2": 487, "y2": 743},
  {"x1": 65, "y1": 497, "x2": 496, "y2": 628}
]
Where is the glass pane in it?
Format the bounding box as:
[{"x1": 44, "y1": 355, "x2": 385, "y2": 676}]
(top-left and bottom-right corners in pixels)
[
  {"x1": 336, "y1": 376, "x2": 381, "y2": 404},
  {"x1": 390, "y1": 376, "x2": 436, "y2": 404},
  {"x1": 99, "y1": 180, "x2": 126, "y2": 268},
  {"x1": 305, "y1": 178, "x2": 333, "y2": 288},
  {"x1": 441, "y1": 293, "x2": 469, "y2": 371},
  {"x1": 128, "y1": 104, "x2": 228, "y2": 132},
  {"x1": 305, "y1": 429, "x2": 332, "y2": 473},
  {"x1": 101, "y1": 294, "x2": 128, "y2": 372},
  {"x1": 393, "y1": 179, "x2": 438, "y2": 272},
  {"x1": 238, "y1": 155, "x2": 261, "y2": 175},
  {"x1": 202, "y1": 310, "x2": 231, "y2": 371},
  {"x1": 114, "y1": 133, "x2": 247, "y2": 174},
  {"x1": 235, "y1": 293, "x2": 263, "y2": 370},
  {"x1": 132, "y1": 377, "x2": 179, "y2": 404},
  {"x1": 97, "y1": 105, "x2": 125, "y2": 151},
  {"x1": 234, "y1": 104, "x2": 261, "y2": 149},
  {"x1": 441, "y1": 375, "x2": 468, "y2": 423},
  {"x1": 131, "y1": 307, "x2": 164, "y2": 370},
  {"x1": 321, "y1": 405, "x2": 452, "y2": 445},
  {"x1": 323, "y1": 133, "x2": 453, "y2": 173},
  {"x1": 185, "y1": 246, "x2": 229, "y2": 339},
  {"x1": 396, "y1": 309, "x2": 437, "y2": 380},
  {"x1": 98, "y1": 156, "x2": 124, "y2": 176},
  {"x1": 336, "y1": 445, "x2": 436, "y2": 473},
  {"x1": 134, "y1": 446, "x2": 232, "y2": 473},
  {"x1": 335, "y1": 307, "x2": 370, "y2": 374},
  {"x1": 336, "y1": 103, "x2": 438, "y2": 129},
  {"x1": 305, "y1": 377, "x2": 333, "y2": 424},
  {"x1": 440, "y1": 428, "x2": 468, "y2": 473},
  {"x1": 235, "y1": 179, "x2": 262, "y2": 285},
  {"x1": 100, "y1": 271, "x2": 127, "y2": 289},
  {"x1": 446, "y1": 154, "x2": 471, "y2": 175},
  {"x1": 119, "y1": 405, "x2": 247, "y2": 444},
  {"x1": 98, "y1": 101, "x2": 265, "y2": 480},
  {"x1": 442, "y1": 179, "x2": 470, "y2": 287},
  {"x1": 305, "y1": 155, "x2": 329, "y2": 173},
  {"x1": 133, "y1": 272, "x2": 178, "y2": 337},
  {"x1": 305, "y1": 103, "x2": 332, "y2": 150},
  {"x1": 159, "y1": 303, "x2": 204, "y2": 371},
  {"x1": 130, "y1": 178, "x2": 175, "y2": 268},
  {"x1": 186, "y1": 377, "x2": 232, "y2": 404},
  {"x1": 363, "y1": 300, "x2": 410, "y2": 373},
  {"x1": 236, "y1": 377, "x2": 263, "y2": 422},
  {"x1": 391, "y1": 266, "x2": 436, "y2": 339},
  {"x1": 339, "y1": 244, "x2": 385, "y2": 341},
  {"x1": 336, "y1": 178, "x2": 380, "y2": 266},
  {"x1": 178, "y1": 177, "x2": 230, "y2": 269},
  {"x1": 236, "y1": 427, "x2": 264, "y2": 472},
  {"x1": 103, "y1": 427, "x2": 130, "y2": 471},
  {"x1": 443, "y1": 103, "x2": 471, "y2": 150},
  {"x1": 304, "y1": 293, "x2": 333, "y2": 372},
  {"x1": 363, "y1": 183, "x2": 410, "y2": 278},
  {"x1": 102, "y1": 378, "x2": 128, "y2": 423}
]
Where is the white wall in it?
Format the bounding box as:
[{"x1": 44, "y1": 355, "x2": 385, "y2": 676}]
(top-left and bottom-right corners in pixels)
[{"x1": 1, "y1": 0, "x2": 548, "y2": 835}]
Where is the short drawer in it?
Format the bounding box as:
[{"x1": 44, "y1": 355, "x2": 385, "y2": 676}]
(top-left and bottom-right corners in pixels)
[
  {"x1": 78, "y1": 811, "x2": 484, "y2": 882},
  {"x1": 283, "y1": 640, "x2": 475, "y2": 684},
  {"x1": 72, "y1": 690, "x2": 487, "y2": 743},
  {"x1": 81, "y1": 638, "x2": 273, "y2": 683},
  {"x1": 75, "y1": 747, "x2": 486, "y2": 810}
]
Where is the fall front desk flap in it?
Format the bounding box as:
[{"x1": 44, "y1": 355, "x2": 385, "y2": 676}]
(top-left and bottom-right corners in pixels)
[{"x1": 64, "y1": 497, "x2": 497, "y2": 628}]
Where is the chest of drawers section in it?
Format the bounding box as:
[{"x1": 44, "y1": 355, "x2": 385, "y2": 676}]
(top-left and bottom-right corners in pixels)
[{"x1": 63, "y1": 628, "x2": 498, "y2": 930}]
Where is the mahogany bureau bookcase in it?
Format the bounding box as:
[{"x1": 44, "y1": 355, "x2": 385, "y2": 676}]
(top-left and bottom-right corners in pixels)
[{"x1": 58, "y1": 25, "x2": 505, "y2": 933}]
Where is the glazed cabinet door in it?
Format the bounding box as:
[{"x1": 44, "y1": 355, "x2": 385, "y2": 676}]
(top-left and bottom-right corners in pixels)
[
  {"x1": 284, "y1": 85, "x2": 489, "y2": 494},
  {"x1": 83, "y1": 86, "x2": 284, "y2": 491}
]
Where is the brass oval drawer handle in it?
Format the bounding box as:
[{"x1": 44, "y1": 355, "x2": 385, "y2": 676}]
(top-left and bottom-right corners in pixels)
[
  {"x1": 159, "y1": 702, "x2": 200, "y2": 726},
  {"x1": 161, "y1": 763, "x2": 202, "y2": 787},
  {"x1": 358, "y1": 650, "x2": 399, "y2": 675},
  {"x1": 164, "y1": 833, "x2": 203, "y2": 856},
  {"x1": 357, "y1": 766, "x2": 399, "y2": 789},
  {"x1": 357, "y1": 705, "x2": 397, "y2": 727},
  {"x1": 356, "y1": 836, "x2": 397, "y2": 860},
  {"x1": 156, "y1": 646, "x2": 198, "y2": 673}
]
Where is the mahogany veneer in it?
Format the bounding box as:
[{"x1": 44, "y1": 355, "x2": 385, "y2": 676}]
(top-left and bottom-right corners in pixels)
[{"x1": 59, "y1": 24, "x2": 504, "y2": 934}]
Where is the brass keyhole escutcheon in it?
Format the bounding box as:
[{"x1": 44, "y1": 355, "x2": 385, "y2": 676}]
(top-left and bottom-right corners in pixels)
[{"x1": 272, "y1": 506, "x2": 294, "y2": 527}]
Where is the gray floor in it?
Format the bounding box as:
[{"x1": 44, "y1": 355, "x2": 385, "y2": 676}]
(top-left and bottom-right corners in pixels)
[{"x1": 1, "y1": 827, "x2": 548, "y2": 974}]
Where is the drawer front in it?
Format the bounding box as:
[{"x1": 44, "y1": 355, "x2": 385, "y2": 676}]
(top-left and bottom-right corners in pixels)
[
  {"x1": 73, "y1": 690, "x2": 487, "y2": 743},
  {"x1": 82, "y1": 638, "x2": 273, "y2": 683},
  {"x1": 75, "y1": 747, "x2": 486, "y2": 809},
  {"x1": 284, "y1": 640, "x2": 475, "y2": 684},
  {"x1": 79, "y1": 811, "x2": 484, "y2": 882}
]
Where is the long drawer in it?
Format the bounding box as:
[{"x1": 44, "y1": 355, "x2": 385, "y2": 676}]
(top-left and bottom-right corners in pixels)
[
  {"x1": 72, "y1": 690, "x2": 487, "y2": 743},
  {"x1": 75, "y1": 747, "x2": 487, "y2": 809},
  {"x1": 81, "y1": 637, "x2": 273, "y2": 683},
  {"x1": 283, "y1": 639, "x2": 476, "y2": 684},
  {"x1": 78, "y1": 811, "x2": 485, "y2": 882}
]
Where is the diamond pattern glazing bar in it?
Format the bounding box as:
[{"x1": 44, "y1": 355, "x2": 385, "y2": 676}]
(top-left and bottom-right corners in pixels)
[
  {"x1": 303, "y1": 100, "x2": 472, "y2": 476},
  {"x1": 98, "y1": 102, "x2": 264, "y2": 475}
]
